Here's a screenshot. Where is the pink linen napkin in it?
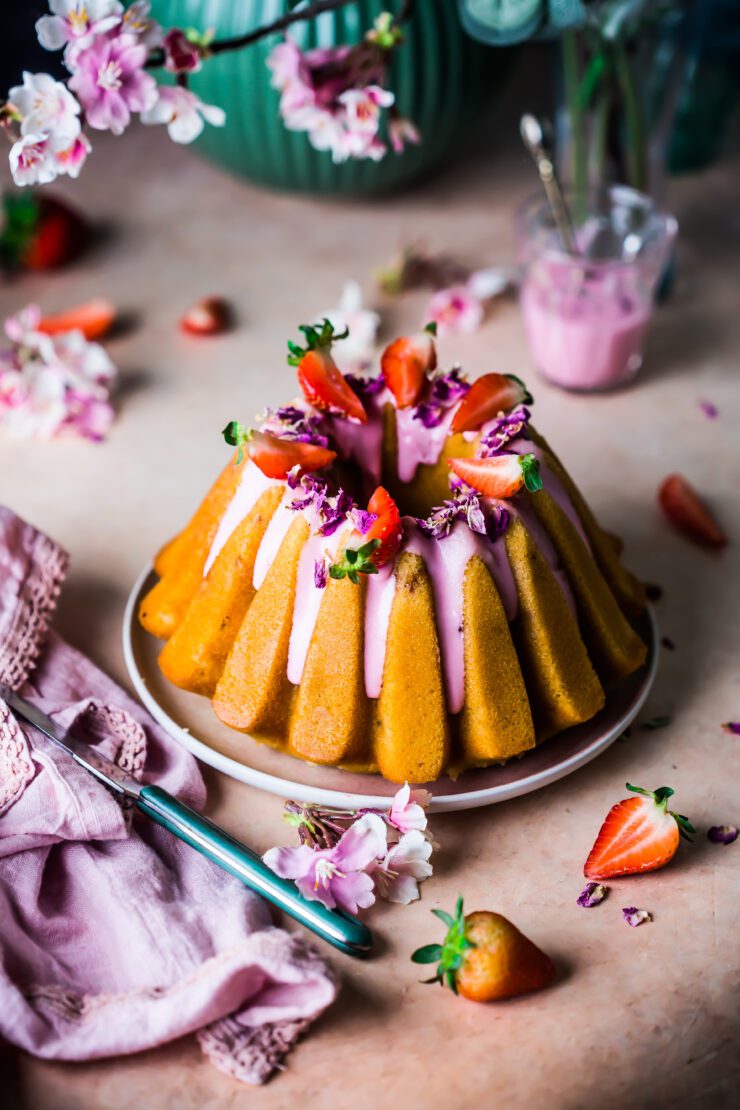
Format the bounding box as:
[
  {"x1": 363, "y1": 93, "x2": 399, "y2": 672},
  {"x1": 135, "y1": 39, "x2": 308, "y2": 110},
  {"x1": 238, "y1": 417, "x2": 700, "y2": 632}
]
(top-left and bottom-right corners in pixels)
[{"x1": 0, "y1": 506, "x2": 337, "y2": 1084}]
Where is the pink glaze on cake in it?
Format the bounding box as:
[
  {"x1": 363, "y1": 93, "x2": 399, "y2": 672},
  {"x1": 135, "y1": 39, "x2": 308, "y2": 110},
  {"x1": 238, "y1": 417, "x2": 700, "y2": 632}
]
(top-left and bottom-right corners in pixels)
[{"x1": 202, "y1": 380, "x2": 588, "y2": 715}]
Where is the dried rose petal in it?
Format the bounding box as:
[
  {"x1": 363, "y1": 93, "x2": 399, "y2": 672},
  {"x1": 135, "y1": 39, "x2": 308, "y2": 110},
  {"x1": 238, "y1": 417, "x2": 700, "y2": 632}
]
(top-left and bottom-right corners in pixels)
[
  {"x1": 622, "y1": 907, "x2": 652, "y2": 927},
  {"x1": 314, "y1": 558, "x2": 328, "y2": 589},
  {"x1": 577, "y1": 882, "x2": 607, "y2": 908},
  {"x1": 707, "y1": 825, "x2": 738, "y2": 845},
  {"x1": 698, "y1": 399, "x2": 719, "y2": 420},
  {"x1": 721, "y1": 722, "x2": 740, "y2": 736}
]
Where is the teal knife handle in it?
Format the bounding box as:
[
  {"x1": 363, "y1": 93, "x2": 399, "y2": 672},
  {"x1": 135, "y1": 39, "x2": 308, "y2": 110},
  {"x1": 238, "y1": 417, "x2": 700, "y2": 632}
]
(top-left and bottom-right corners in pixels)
[{"x1": 137, "y1": 785, "x2": 372, "y2": 959}]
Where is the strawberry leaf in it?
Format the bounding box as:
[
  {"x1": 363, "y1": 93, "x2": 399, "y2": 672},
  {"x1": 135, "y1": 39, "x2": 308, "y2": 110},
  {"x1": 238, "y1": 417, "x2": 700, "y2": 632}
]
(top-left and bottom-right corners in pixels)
[
  {"x1": 506, "y1": 373, "x2": 534, "y2": 406},
  {"x1": 411, "y1": 944, "x2": 444, "y2": 964},
  {"x1": 287, "y1": 318, "x2": 349, "y2": 366},
  {"x1": 432, "y1": 909, "x2": 456, "y2": 928},
  {"x1": 222, "y1": 420, "x2": 252, "y2": 463},
  {"x1": 520, "y1": 453, "x2": 543, "y2": 493},
  {"x1": 329, "y1": 538, "x2": 380, "y2": 583}
]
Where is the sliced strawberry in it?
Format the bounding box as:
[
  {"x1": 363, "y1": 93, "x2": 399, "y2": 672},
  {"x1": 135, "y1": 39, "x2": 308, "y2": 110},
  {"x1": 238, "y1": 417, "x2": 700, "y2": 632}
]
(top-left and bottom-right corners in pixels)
[
  {"x1": 448, "y1": 452, "x2": 542, "y2": 498},
  {"x1": 15, "y1": 195, "x2": 89, "y2": 270},
  {"x1": 39, "y1": 298, "x2": 116, "y2": 341},
  {"x1": 381, "y1": 327, "x2": 437, "y2": 408},
  {"x1": 450, "y1": 373, "x2": 532, "y2": 434},
  {"x1": 222, "y1": 423, "x2": 336, "y2": 479},
  {"x1": 365, "y1": 486, "x2": 402, "y2": 567},
  {"x1": 659, "y1": 474, "x2": 726, "y2": 548},
  {"x1": 584, "y1": 784, "x2": 695, "y2": 880},
  {"x1": 180, "y1": 296, "x2": 233, "y2": 336},
  {"x1": 288, "y1": 319, "x2": 367, "y2": 423},
  {"x1": 297, "y1": 348, "x2": 367, "y2": 423}
]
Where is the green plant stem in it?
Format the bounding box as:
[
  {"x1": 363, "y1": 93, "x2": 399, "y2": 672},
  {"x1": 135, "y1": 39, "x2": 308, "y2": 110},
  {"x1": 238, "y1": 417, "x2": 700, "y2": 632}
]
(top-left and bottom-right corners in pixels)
[
  {"x1": 589, "y1": 85, "x2": 610, "y2": 186},
  {"x1": 613, "y1": 39, "x2": 647, "y2": 191},
  {"x1": 561, "y1": 30, "x2": 586, "y2": 195}
]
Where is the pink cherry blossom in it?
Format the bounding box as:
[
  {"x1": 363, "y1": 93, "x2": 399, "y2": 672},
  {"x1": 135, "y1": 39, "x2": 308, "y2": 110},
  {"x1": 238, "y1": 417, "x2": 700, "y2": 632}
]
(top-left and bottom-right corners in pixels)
[
  {"x1": 263, "y1": 813, "x2": 387, "y2": 914},
  {"x1": 426, "y1": 285, "x2": 485, "y2": 335},
  {"x1": 68, "y1": 32, "x2": 157, "y2": 135},
  {"x1": 163, "y1": 28, "x2": 202, "y2": 74},
  {"x1": 36, "y1": 0, "x2": 123, "y2": 54},
  {"x1": 54, "y1": 132, "x2": 92, "y2": 178},
  {"x1": 388, "y1": 782, "x2": 432, "y2": 835},
  {"x1": 120, "y1": 0, "x2": 162, "y2": 48},
  {"x1": 140, "y1": 86, "x2": 225, "y2": 144},
  {"x1": 9, "y1": 132, "x2": 70, "y2": 187},
  {"x1": 371, "y1": 830, "x2": 433, "y2": 904},
  {"x1": 9, "y1": 71, "x2": 81, "y2": 142}
]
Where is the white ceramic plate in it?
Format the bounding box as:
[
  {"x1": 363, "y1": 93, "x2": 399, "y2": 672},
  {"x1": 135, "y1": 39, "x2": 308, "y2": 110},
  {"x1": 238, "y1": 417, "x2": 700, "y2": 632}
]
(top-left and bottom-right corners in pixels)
[{"x1": 123, "y1": 564, "x2": 658, "y2": 813}]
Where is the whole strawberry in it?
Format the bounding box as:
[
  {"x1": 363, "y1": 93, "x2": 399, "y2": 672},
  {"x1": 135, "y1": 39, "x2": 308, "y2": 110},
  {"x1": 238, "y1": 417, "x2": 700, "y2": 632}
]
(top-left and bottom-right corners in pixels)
[
  {"x1": 584, "y1": 783, "x2": 695, "y2": 880},
  {"x1": 412, "y1": 897, "x2": 555, "y2": 1002},
  {"x1": 0, "y1": 191, "x2": 89, "y2": 271}
]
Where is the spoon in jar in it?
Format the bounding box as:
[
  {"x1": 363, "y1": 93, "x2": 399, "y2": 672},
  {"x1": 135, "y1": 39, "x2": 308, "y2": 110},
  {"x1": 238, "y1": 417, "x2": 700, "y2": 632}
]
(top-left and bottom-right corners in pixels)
[{"x1": 519, "y1": 113, "x2": 578, "y2": 256}]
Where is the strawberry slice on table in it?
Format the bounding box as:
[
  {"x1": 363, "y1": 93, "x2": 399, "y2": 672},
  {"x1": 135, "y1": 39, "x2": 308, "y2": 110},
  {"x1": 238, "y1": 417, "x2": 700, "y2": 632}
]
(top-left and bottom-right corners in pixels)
[
  {"x1": 450, "y1": 372, "x2": 533, "y2": 434},
  {"x1": 288, "y1": 319, "x2": 367, "y2": 424},
  {"x1": 39, "y1": 298, "x2": 116, "y2": 341},
  {"x1": 380, "y1": 323, "x2": 437, "y2": 408},
  {"x1": 0, "y1": 192, "x2": 89, "y2": 271},
  {"x1": 329, "y1": 486, "x2": 402, "y2": 584},
  {"x1": 659, "y1": 473, "x2": 727, "y2": 549},
  {"x1": 584, "y1": 783, "x2": 695, "y2": 880},
  {"x1": 222, "y1": 423, "x2": 336, "y2": 479},
  {"x1": 180, "y1": 296, "x2": 233, "y2": 336},
  {"x1": 448, "y1": 452, "x2": 542, "y2": 498}
]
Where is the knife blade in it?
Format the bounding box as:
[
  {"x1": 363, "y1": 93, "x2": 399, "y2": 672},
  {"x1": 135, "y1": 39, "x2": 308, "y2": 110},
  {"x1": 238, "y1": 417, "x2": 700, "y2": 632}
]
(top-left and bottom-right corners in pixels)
[{"x1": 0, "y1": 683, "x2": 372, "y2": 959}]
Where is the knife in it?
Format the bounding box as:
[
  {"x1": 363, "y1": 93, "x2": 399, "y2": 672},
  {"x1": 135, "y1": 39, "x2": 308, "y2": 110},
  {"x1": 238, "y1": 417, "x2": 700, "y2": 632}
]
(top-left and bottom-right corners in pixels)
[{"x1": 0, "y1": 684, "x2": 372, "y2": 959}]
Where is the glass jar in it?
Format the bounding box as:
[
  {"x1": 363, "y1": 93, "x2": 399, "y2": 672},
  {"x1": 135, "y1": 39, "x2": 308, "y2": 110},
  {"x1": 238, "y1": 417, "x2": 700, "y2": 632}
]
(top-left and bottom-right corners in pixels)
[{"x1": 518, "y1": 185, "x2": 677, "y2": 392}]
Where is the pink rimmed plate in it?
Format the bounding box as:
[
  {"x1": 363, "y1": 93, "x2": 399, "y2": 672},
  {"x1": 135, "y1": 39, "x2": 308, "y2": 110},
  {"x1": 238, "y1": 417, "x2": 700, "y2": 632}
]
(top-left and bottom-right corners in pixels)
[{"x1": 123, "y1": 564, "x2": 658, "y2": 813}]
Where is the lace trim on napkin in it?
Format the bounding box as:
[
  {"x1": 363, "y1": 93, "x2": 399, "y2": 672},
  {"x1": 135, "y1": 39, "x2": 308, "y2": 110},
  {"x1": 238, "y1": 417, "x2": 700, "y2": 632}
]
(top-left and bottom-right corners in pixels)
[
  {"x1": 198, "y1": 1016, "x2": 311, "y2": 1086},
  {"x1": 0, "y1": 530, "x2": 67, "y2": 690},
  {"x1": 0, "y1": 699, "x2": 35, "y2": 814}
]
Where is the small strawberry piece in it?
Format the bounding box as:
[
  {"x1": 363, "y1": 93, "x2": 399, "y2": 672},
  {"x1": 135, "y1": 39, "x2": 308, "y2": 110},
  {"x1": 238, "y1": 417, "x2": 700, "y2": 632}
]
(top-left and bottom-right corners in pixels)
[
  {"x1": 412, "y1": 897, "x2": 555, "y2": 1002},
  {"x1": 365, "y1": 486, "x2": 402, "y2": 567},
  {"x1": 288, "y1": 318, "x2": 367, "y2": 423},
  {"x1": 584, "y1": 783, "x2": 695, "y2": 880},
  {"x1": 297, "y1": 348, "x2": 367, "y2": 423},
  {"x1": 180, "y1": 296, "x2": 233, "y2": 336},
  {"x1": 17, "y1": 195, "x2": 89, "y2": 270},
  {"x1": 451, "y1": 372, "x2": 533, "y2": 434},
  {"x1": 39, "y1": 298, "x2": 116, "y2": 341},
  {"x1": 222, "y1": 423, "x2": 336, "y2": 479},
  {"x1": 381, "y1": 327, "x2": 437, "y2": 408},
  {"x1": 659, "y1": 473, "x2": 727, "y2": 549},
  {"x1": 448, "y1": 452, "x2": 542, "y2": 498}
]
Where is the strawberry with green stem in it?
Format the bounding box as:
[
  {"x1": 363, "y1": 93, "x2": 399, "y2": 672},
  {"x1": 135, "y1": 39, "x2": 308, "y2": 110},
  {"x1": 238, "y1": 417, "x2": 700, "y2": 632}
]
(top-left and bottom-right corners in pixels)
[
  {"x1": 330, "y1": 486, "x2": 402, "y2": 584},
  {"x1": 448, "y1": 452, "x2": 543, "y2": 498},
  {"x1": 288, "y1": 318, "x2": 367, "y2": 423},
  {"x1": 584, "y1": 783, "x2": 695, "y2": 880},
  {"x1": 222, "y1": 422, "x2": 336, "y2": 478},
  {"x1": 412, "y1": 896, "x2": 555, "y2": 1002}
]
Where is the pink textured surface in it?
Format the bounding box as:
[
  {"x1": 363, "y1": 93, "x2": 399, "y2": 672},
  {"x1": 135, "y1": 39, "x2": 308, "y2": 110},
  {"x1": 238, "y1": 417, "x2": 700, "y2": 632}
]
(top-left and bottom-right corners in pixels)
[{"x1": 1, "y1": 113, "x2": 739, "y2": 1106}]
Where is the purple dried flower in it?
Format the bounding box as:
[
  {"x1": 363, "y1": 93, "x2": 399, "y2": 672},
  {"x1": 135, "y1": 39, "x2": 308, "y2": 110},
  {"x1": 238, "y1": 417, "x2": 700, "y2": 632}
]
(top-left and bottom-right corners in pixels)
[
  {"x1": 577, "y1": 882, "x2": 607, "y2": 908},
  {"x1": 485, "y1": 506, "x2": 510, "y2": 541},
  {"x1": 698, "y1": 399, "x2": 719, "y2": 420},
  {"x1": 345, "y1": 371, "x2": 386, "y2": 396},
  {"x1": 622, "y1": 907, "x2": 651, "y2": 927},
  {"x1": 707, "y1": 824, "x2": 738, "y2": 845},
  {"x1": 416, "y1": 489, "x2": 509, "y2": 543},
  {"x1": 465, "y1": 499, "x2": 487, "y2": 536},
  {"x1": 318, "y1": 487, "x2": 354, "y2": 537},
  {"x1": 288, "y1": 473, "x2": 330, "y2": 510},
  {"x1": 479, "y1": 405, "x2": 531, "y2": 457},
  {"x1": 314, "y1": 558, "x2": 328, "y2": 589},
  {"x1": 352, "y1": 508, "x2": 377, "y2": 534},
  {"x1": 412, "y1": 366, "x2": 469, "y2": 428},
  {"x1": 260, "y1": 405, "x2": 329, "y2": 448},
  {"x1": 721, "y1": 721, "x2": 740, "y2": 736}
]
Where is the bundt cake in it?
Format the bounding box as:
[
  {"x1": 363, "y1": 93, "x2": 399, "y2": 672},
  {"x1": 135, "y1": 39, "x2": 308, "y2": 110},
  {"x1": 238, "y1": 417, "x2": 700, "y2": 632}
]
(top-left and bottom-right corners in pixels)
[{"x1": 139, "y1": 319, "x2": 647, "y2": 784}]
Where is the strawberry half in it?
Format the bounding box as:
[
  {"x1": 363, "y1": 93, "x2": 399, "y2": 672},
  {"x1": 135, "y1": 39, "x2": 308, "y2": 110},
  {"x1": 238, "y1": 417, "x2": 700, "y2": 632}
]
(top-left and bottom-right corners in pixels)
[
  {"x1": 659, "y1": 473, "x2": 727, "y2": 549},
  {"x1": 39, "y1": 298, "x2": 116, "y2": 341},
  {"x1": 222, "y1": 423, "x2": 336, "y2": 479},
  {"x1": 180, "y1": 296, "x2": 233, "y2": 336},
  {"x1": 0, "y1": 192, "x2": 89, "y2": 271},
  {"x1": 448, "y1": 452, "x2": 542, "y2": 498},
  {"x1": 450, "y1": 373, "x2": 533, "y2": 434},
  {"x1": 380, "y1": 324, "x2": 437, "y2": 408},
  {"x1": 584, "y1": 783, "x2": 695, "y2": 880},
  {"x1": 365, "y1": 486, "x2": 402, "y2": 567},
  {"x1": 288, "y1": 319, "x2": 367, "y2": 424}
]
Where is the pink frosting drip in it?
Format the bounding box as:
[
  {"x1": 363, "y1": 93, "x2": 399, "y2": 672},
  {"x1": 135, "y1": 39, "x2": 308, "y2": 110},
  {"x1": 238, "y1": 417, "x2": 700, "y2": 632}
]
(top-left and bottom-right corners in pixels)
[
  {"x1": 252, "y1": 489, "x2": 300, "y2": 590},
  {"x1": 203, "y1": 461, "x2": 279, "y2": 577},
  {"x1": 287, "y1": 527, "x2": 344, "y2": 686},
  {"x1": 364, "y1": 560, "x2": 396, "y2": 699},
  {"x1": 394, "y1": 405, "x2": 456, "y2": 483},
  {"x1": 325, "y1": 402, "x2": 384, "y2": 488}
]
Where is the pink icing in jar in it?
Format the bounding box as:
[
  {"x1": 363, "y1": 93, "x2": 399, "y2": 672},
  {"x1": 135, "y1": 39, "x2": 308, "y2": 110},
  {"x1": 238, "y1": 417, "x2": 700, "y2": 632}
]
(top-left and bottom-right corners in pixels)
[{"x1": 518, "y1": 186, "x2": 677, "y2": 392}]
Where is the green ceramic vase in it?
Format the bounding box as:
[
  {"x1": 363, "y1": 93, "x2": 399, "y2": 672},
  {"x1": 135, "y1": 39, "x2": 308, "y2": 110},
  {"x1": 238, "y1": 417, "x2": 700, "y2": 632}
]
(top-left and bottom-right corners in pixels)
[{"x1": 149, "y1": 0, "x2": 508, "y2": 194}]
